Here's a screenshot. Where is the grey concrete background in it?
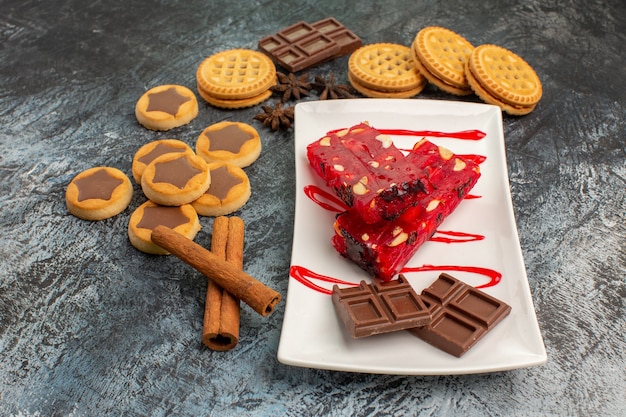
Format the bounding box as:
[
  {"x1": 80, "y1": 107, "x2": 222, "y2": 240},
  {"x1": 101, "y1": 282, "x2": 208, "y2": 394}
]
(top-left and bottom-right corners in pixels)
[{"x1": 0, "y1": 0, "x2": 624, "y2": 416}]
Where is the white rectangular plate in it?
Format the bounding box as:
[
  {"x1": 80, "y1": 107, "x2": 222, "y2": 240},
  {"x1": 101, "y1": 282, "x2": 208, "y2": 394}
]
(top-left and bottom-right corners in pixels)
[{"x1": 277, "y1": 99, "x2": 546, "y2": 375}]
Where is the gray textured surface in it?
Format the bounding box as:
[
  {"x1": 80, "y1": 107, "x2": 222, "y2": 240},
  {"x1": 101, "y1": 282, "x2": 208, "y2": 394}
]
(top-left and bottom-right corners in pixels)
[{"x1": 1, "y1": 0, "x2": 625, "y2": 416}]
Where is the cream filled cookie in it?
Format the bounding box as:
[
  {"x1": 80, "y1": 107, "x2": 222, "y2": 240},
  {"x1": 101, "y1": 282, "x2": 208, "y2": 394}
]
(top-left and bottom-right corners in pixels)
[
  {"x1": 141, "y1": 152, "x2": 210, "y2": 206},
  {"x1": 131, "y1": 139, "x2": 194, "y2": 184},
  {"x1": 128, "y1": 200, "x2": 200, "y2": 255},
  {"x1": 135, "y1": 84, "x2": 199, "y2": 131},
  {"x1": 66, "y1": 166, "x2": 133, "y2": 221},
  {"x1": 191, "y1": 162, "x2": 251, "y2": 217},
  {"x1": 196, "y1": 121, "x2": 262, "y2": 168}
]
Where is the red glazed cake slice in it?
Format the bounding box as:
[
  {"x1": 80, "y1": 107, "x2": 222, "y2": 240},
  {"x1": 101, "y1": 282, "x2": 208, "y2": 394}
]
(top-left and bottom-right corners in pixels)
[
  {"x1": 332, "y1": 141, "x2": 480, "y2": 281},
  {"x1": 306, "y1": 122, "x2": 433, "y2": 223}
]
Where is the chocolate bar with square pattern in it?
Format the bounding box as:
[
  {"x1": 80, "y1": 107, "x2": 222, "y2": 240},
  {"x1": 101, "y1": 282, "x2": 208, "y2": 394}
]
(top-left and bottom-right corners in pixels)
[
  {"x1": 409, "y1": 273, "x2": 511, "y2": 357},
  {"x1": 332, "y1": 275, "x2": 430, "y2": 338},
  {"x1": 258, "y1": 18, "x2": 361, "y2": 72}
]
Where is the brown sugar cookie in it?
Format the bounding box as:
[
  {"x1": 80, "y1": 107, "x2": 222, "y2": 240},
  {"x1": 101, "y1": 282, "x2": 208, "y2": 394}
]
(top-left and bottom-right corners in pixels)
[
  {"x1": 196, "y1": 121, "x2": 262, "y2": 168},
  {"x1": 135, "y1": 84, "x2": 199, "y2": 131},
  {"x1": 128, "y1": 200, "x2": 200, "y2": 255},
  {"x1": 466, "y1": 44, "x2": 542, "y2": 115},
  {"x1": 348, "y1": 43, "x2": 425, "y2": 98},
  {"x1": 141, "y1": 152, "x2": 211, "y2": 206},
  {"x1": 191, "y1": 162, "x2": 251, "y2": 217},
  {"x1": 196, "y1": 49, "x2": 276, "y2": 109},
  {"x1": 411, "y1": 26, "x2": 474, "y2": 95},
  {"x1": 131, "y1": 139, "x2": 194, "y2": 184},
  {"x1": 66, "y1": 167, "x2": 133, "y2": 221}
]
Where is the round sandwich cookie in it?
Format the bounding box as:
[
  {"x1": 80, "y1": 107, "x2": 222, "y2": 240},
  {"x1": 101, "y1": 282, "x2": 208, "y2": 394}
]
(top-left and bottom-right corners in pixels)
[
  {"x1": 196, "y1": 121, "x2": 262, "y2": 168},
  {"x1": 128, "y1": 200, "x2": 200, "y2": 255},
  {"x1": 66, "y1": 166, "x2": 133, "y2": 221},
  {"x1": 141, "y1": 152, "x2": 211, "y2": 206},
  {"x1": 466, "y1": 44, "x2": 542, "y2": 115},
  {"x1": 411, "y1": 26, "x2": 474, "y2": 96},
  {"x1": 196, "y1": 49, "x2": 276, "y2": 109},
  {"x1": 196, "y1": 84, "x2": 273, "y2": 109},
  {"x1": 135, "y1": 84, "x2": 199, "y2": 131},
  {"x1": 131, "y1": 139, "x2": 194, "y2": 184},
  {"x1": 191, "y1": 162, "x2": 251, "y2": 217},
  {"x1": 348, "y1": 43, "x2": 425, "y2": 98}
]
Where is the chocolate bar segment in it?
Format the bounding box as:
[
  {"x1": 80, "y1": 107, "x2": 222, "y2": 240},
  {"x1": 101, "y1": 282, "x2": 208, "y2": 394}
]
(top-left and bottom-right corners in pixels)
[
  {"x1": 258, "y1": 18, "x2": 362, "y2": 72},
  {"x1": 409, "y1": 273, "x2": 511, "y2": 357},
  {"x1": 332, "y1": 275, "x2": 430, "y2": 338}
]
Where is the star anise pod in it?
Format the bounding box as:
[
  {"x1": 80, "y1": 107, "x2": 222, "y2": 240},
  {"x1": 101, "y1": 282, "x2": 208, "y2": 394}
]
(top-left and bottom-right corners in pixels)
[
  {"x1": 312, "y1": 73, "x2": 358, "y2": 100},
  {"x1": 270, "y1": 72, "x2": 312, "y2": 102},
  {"x1": 253, "y1": 102, "x2": 295, "y2": 131}
]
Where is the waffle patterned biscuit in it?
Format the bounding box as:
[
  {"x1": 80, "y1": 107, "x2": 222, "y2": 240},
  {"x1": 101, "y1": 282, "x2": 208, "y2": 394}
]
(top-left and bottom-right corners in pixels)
[
  {"x1": 466, "y1": 44, "x2": 542, "y2": 115},
  {"x1": 196, "y1": 49, "x2": 276, "y2": 107},
  {"x1": 135, "y1": 84, "x2": 198, "y2": 131},
  {"x1": 196, "y1": 84, "x2": 272, "y2": 109},
  {"x1": 411, "y1": 26, "x2": 474, "y2": 95},
  {"x1": 348, "y1": 43, "x2": 425, "y2": 97},
  {"x1": 348, "y1": 72, "x2": 425, "y2": 99}
]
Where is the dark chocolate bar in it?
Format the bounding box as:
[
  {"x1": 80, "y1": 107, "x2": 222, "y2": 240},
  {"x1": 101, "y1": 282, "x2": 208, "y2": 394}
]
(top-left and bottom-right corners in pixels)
[
  {"x1": 258, "y1": 18, "x2": 362, "y2": 72},
  {"x1": 408, "y1": 273, "x2": 511, "y2": 357},
  {"x1": 332, "y1": 274, "x2": 430, "y2": 338}
]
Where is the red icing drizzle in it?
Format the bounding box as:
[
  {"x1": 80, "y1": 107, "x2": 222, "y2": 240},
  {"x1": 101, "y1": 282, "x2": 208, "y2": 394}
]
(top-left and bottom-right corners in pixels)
[
  {"x1": 400, "y1": 265, "x2": 502, "y2": 288},
  {"x1": 304, "y1": 185, "x2": 347, "y2": 213},
  {"x1": 290, "y1": 265, "x2": 357, "y2": 295},
  {"x1": 327, "y1": 128, "x2": 486, "y2": 141},
  {"x1": 430, "y1": 230, "x2": 485, "y2": 243},
  {"x1": 378, "y1": 128, "x2": 486, "y2": 140},
  {"x1": 289, "y1": 264, "x2": 502, "y2": 295}
]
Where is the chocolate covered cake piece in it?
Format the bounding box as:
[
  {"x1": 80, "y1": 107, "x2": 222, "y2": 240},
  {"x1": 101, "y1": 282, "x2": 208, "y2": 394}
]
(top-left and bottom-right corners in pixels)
[
  {"x1": 331, "y1": 139, "x2": 480, "y2": 281},
  {"x1": 306, "y1": 122, "x2": 436, "y2": 224}
]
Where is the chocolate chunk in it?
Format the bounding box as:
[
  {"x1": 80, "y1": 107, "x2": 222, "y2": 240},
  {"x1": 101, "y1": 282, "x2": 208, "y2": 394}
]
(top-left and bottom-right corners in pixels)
[
  {"x1": 136, "y1": 205, "x2": 190, "y2": 230},
  {"x1": 74, "y1": 168, "x2": 123, "y2": 202},
  {"x1": 409, "y1": 273, "x2": 511, "y2": 357},
  {"x1": 258, "y1": 18, "x2": 361, "y2": 73},
  {"x1": 206, "y1": 165, "x2": 242, "y2": 200},
  {"x1": 332, "y1": 274, "x2": 430, "y2": 338},
  {"x1": 146, "y1": 86, "x2": 190, "y2": 116},
  {"x1": 153, "y1": 156, "x2": 202, "y2": 189},
  {"x1": 205, "y1": 124, "x2": 254, "y2": 153},
  {"x1": 138, "y1": 143, "x2": 187, "y2": 165}
]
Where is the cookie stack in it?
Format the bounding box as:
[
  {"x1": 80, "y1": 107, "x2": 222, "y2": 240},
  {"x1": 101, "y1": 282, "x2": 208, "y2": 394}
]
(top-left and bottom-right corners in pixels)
[
  {"x1": 196, "y1": 49, "x2": 277, "y2": 109},
  {"x1": 410, "y1": 26, "x2": 542, "y2": 115},
  {"x1": 465, "y1": 44, "x2": 542, "y2": 115},
  {"x1": 348, "y1": 43, "x2": 426, "y2": 98}
]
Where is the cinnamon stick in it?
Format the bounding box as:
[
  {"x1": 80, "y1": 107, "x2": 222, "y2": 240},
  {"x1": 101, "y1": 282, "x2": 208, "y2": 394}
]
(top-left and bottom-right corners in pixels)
[
  {"x1": 151, "y1": 225, "x2": 281, "y2": 316},
  {"x1": 203, "y1": 216, "x2": 243, "y2": 351}
]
